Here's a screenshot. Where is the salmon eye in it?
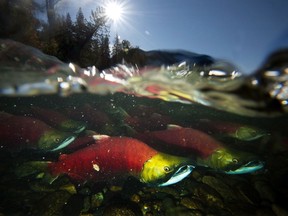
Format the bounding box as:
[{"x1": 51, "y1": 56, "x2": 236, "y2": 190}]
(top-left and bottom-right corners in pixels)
[
  {"x1": 164, "y1": 166, "x2": 171, "y2": 173},
  {"x1": 232, "y1": 158, "x2": 239, "y2": 164},
  {"x1": 55, "y1": 138, "x2": 60, "y2": 143}
]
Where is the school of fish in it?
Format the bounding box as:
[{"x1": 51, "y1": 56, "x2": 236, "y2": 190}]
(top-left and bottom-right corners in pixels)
[{"x1": 0, "y1": 102, "x2": 268, "y2": 187}]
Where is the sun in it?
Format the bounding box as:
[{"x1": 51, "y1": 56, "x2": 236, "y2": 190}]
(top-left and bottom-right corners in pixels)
[
  {"x1": 104, "y1": 1, "x2": 124, "y2": 22},
  {"x1": 100, "y1": 0, "x2": 133, "y2": 34}
]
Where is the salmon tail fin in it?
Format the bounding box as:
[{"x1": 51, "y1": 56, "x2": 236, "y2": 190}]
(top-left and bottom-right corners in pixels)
[{"x1": 15, "y1": 161, "x2": 58, "y2": 184}]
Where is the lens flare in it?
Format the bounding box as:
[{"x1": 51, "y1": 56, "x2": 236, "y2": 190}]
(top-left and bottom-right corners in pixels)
[{"x1": 104, "y1": 0, "x2": 125, "y2": 23}]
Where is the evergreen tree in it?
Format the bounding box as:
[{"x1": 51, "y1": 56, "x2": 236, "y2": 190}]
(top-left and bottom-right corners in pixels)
[
  {"x1": 98, "y1": 35, "x2": 110, "y2": 69},
  {"x1": 0, "y1": 2, "x2": 143, "y2": 69},
  {"x1": 0, "y1": 0, "x2": 41, "y2": 47},
  {"x1": 111, "y1": 34, "x2": 141, "y2": 66},
  {"x1": 69, "y1": 7, "x2": 108, "y2": 67},
  {"x1": 54, "y1": 13, "x2": 74, "y2": 61},
  {"x1": 111, "y1": 34, "x2": 122, "y2": 64},
  {"x1": 125, "y1": 48, "x2": 147, "y2": 67}
]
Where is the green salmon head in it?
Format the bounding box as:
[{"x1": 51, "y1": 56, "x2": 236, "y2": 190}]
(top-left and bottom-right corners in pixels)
[
  {"x1": 38, "y1": 130, "x2": 76, "y2": 151},
  {"x1": 197, "y1": 148, "x2": 264, "y2": 174},
  {"x1": 235, "y1": 126, "x2": 269, "y2": 141},
  {"x1": 59, "y1": 120, "x2": 87, "y2": 134},
  {"x1": 140, "y1": 153, "x2": 194, "y2": 187}
]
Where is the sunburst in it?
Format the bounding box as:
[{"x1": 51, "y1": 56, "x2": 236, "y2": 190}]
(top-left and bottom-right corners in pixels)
[
  {"x1": 102, "y1": 0, "x2": 128, "y2": 24},
  {"x1": 104, "y1": 1, "x2": 123, "y2": 22}
]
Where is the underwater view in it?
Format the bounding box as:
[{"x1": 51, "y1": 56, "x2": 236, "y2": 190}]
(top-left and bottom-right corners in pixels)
[{"x1": 1, "y1": 1, "x2": 288, "y2": 216}]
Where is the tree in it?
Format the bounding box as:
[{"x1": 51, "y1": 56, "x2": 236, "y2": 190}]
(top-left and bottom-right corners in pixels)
[
  {"x1": 54, "y1": 13, "x2": 74, "y2": 61},
  {"x1": 0, "y1": 2, "x2": 143, "y2": 70},
  {"x1": 111, "y1": 34, "x2": 139, "y2": 66},
  {"x1": 67, "y1": 7, "x2": 108, "y2": 66},
  {"x1": 98, "y1": 35, "x2": 110, "y2": 69},
  {"x1": 121, "y1": 40, "x2": 131, "y2": 52},
  {"x1": 125, "y1": 48, "x2": 147, "y2": 67},
  {"x1": 111, "y1": 34, "x2": 122, "y2": 64},
  {"x1": 0, "y1": 0, "x2": 41, "y2": 47}
]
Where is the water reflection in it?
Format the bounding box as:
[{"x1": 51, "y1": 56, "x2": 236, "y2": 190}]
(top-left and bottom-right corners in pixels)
[{"x1": 1, "y1": 39, "x2": 288, "y2": 117}]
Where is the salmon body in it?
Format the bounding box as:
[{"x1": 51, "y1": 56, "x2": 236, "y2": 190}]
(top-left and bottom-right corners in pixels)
[
  {"x1": 194, "y1": 120, "x2": 269, "y2": 141},
  {"x1": 29, "y1": 107, "x2": 86, "y2": 133},
  {"x1": 138, "y1": 127, "x2": 265, "y2": 174},
  {"x1": 138, "y1": 127, "x2": 222, "y2": 158},
  {"x1": 0, "y1": 112, "x2": 75, "y2": 151},
  {"x1": 48, "y1": 137, "x2": 157, "y2": 182},
  {"x1": 64, "y1": 104, "x2": 113, "y2": 132},
  {"x1": 47, "y1": 137, "x2": 193, "y2": 186}
]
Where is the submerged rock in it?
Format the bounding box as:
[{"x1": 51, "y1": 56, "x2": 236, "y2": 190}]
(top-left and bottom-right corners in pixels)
[
  {"x1": 103, "y1": 200, "x2": 142, "y2": 216},
  {"x1": 180, "y1": 196, "x2": 204, "y2": 211},
  {"x1": 32, "y1": 191, "x2": 72, "y2": 216},
  {"x1": 190, "y1": 183, "x2": 224, "y2": 209},
  {"x1": 62, "y1": 194, "x2": 85, "y2": 216},
  {"x1": 201, "y1": 175, "x2": 238, "y2": 202}
]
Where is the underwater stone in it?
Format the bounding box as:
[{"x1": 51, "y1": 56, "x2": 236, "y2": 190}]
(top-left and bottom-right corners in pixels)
[
  {"x1": 192, "y1": 183, "x2": 224, "y2": 208},
  {"x1": 272, "y1": 204, "x2": 288, "y2": 216},
  {"x1": 130, "y1": 194, "x2": 141, "y2": 203},
  {"x1": 201, "y1": 175, "x2": 238, "y2": 202},
  {"x1": 32, "y1": 191, "x2": 71, "y2": 216},
  {"x1": 103, "y1": 207, "x2": 137, "y2": 216},
  {"x1": 103, "y1": 201, "x2": 141, "y2": 216},
  {"x1": 252, "y1": 175, "x2": 276, "y2": 203},
  {"x1": 226, "y1": 202, "x2": 257, "y2": 216},
  {"x1": 234, "y1": 181, "x2": 261, "y2": 205},
  {"x1": 142, "y1": 186, "x2": 180, "y2": 199},
  {"x1": 62, "y1": 194, "x2": 84, "y2": 216},
  {"x1": 90, "y1": 192, "x2": 104, "y2": 209},
  {"x1": 255, "y1": 207, "x2": 277, "y2": 216},
  {"x1": 180, "y1": 197, "x2": 204, "y2": 211},
  {"x1": 166, "y1": 207, "x2": 204, "y2": 216}
]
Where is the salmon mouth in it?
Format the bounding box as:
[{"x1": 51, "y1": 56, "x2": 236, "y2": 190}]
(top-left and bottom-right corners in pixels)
[
  {"x1": 158, "y1": 165, "x2": 194, "y2": 187},
  {"x1": 51, "y1": 136, "x2": 76, "y2": 151},
  {"x1": 225, "y1": 160, "x2": 265, "y2": 174}
]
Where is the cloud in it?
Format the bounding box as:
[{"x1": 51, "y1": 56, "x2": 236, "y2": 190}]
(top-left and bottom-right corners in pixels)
[{"x1": 145, "y1": 30, "x2": 150, "y2": 36}]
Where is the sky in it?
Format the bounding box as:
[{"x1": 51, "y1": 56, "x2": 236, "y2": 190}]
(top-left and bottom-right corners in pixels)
[{"x1": 57, "y1": 0, "x2": 288, "y2": 74}]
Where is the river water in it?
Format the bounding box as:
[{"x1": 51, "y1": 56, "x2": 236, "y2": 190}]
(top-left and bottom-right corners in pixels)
[{"x1": 0, "y1": 39, "x2": 288, "y2": 215}]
